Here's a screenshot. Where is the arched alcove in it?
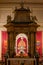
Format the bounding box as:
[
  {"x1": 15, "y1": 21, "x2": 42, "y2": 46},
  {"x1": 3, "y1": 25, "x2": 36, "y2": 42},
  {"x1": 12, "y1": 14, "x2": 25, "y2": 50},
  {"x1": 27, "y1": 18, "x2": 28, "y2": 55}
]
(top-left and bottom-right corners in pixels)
[{"x1": 15, "y1": 33, "x2": 28, "y2": 57}]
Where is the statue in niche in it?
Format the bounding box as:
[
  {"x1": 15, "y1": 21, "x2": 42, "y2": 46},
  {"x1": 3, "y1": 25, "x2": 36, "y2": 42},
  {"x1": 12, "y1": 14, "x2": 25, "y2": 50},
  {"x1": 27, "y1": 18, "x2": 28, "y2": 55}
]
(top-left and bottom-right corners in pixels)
[{"x1": 15, "y1": 33, "x2": 28, "y2": 57}]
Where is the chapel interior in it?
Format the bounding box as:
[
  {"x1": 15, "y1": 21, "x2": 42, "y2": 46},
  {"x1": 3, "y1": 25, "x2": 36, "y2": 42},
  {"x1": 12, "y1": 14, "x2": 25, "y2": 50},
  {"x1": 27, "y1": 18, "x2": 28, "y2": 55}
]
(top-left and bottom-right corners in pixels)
[{"x1": 0, "y1": 0, "x2": 43, "y2": 65}]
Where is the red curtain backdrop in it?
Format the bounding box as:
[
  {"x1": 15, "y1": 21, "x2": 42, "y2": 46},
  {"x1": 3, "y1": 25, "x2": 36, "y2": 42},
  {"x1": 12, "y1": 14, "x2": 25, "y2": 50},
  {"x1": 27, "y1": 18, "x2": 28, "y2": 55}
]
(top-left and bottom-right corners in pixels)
[
  {"x1": 36, "y1": 31, "x2": 42, "y2": 57},
  {"x1": 2, "y1": 31, "x2": 8, "y2": 61}
]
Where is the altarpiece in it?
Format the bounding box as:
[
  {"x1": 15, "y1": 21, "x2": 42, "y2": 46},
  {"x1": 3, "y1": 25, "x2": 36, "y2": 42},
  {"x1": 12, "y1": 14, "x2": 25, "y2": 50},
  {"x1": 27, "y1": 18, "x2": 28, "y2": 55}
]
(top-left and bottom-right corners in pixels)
[{"x1": 4, "y1": 3, "x2": 40, "y2": 65}]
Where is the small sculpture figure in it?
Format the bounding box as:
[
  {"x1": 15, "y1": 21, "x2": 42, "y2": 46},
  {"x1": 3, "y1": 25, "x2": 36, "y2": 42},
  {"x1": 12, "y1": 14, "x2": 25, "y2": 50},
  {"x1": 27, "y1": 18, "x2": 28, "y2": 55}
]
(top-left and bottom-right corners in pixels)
[
  {"x1": 7, "y1": 15, "x2": 11, "y2": 23},
  {"x1": 35, "y1": 50, "x2": 40, "y2": 65}
]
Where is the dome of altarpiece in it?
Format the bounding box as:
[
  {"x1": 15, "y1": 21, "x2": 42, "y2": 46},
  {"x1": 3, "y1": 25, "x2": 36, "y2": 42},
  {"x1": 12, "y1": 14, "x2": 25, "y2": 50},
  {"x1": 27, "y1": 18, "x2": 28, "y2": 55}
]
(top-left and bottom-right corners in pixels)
[
  {"x1": 6, "y1": 3, "x2": 40, "y2": 28},
  {"x1": 11, "y1": 4, "x2": 38, "y2": 24}
]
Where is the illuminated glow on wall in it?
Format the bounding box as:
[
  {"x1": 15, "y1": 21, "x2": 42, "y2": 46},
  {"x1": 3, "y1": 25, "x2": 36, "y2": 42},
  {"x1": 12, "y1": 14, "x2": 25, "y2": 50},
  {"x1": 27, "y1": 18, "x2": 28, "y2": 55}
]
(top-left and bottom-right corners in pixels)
[{"x1": 0, "y1": 31, "x2": 2, "y2": 60}]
